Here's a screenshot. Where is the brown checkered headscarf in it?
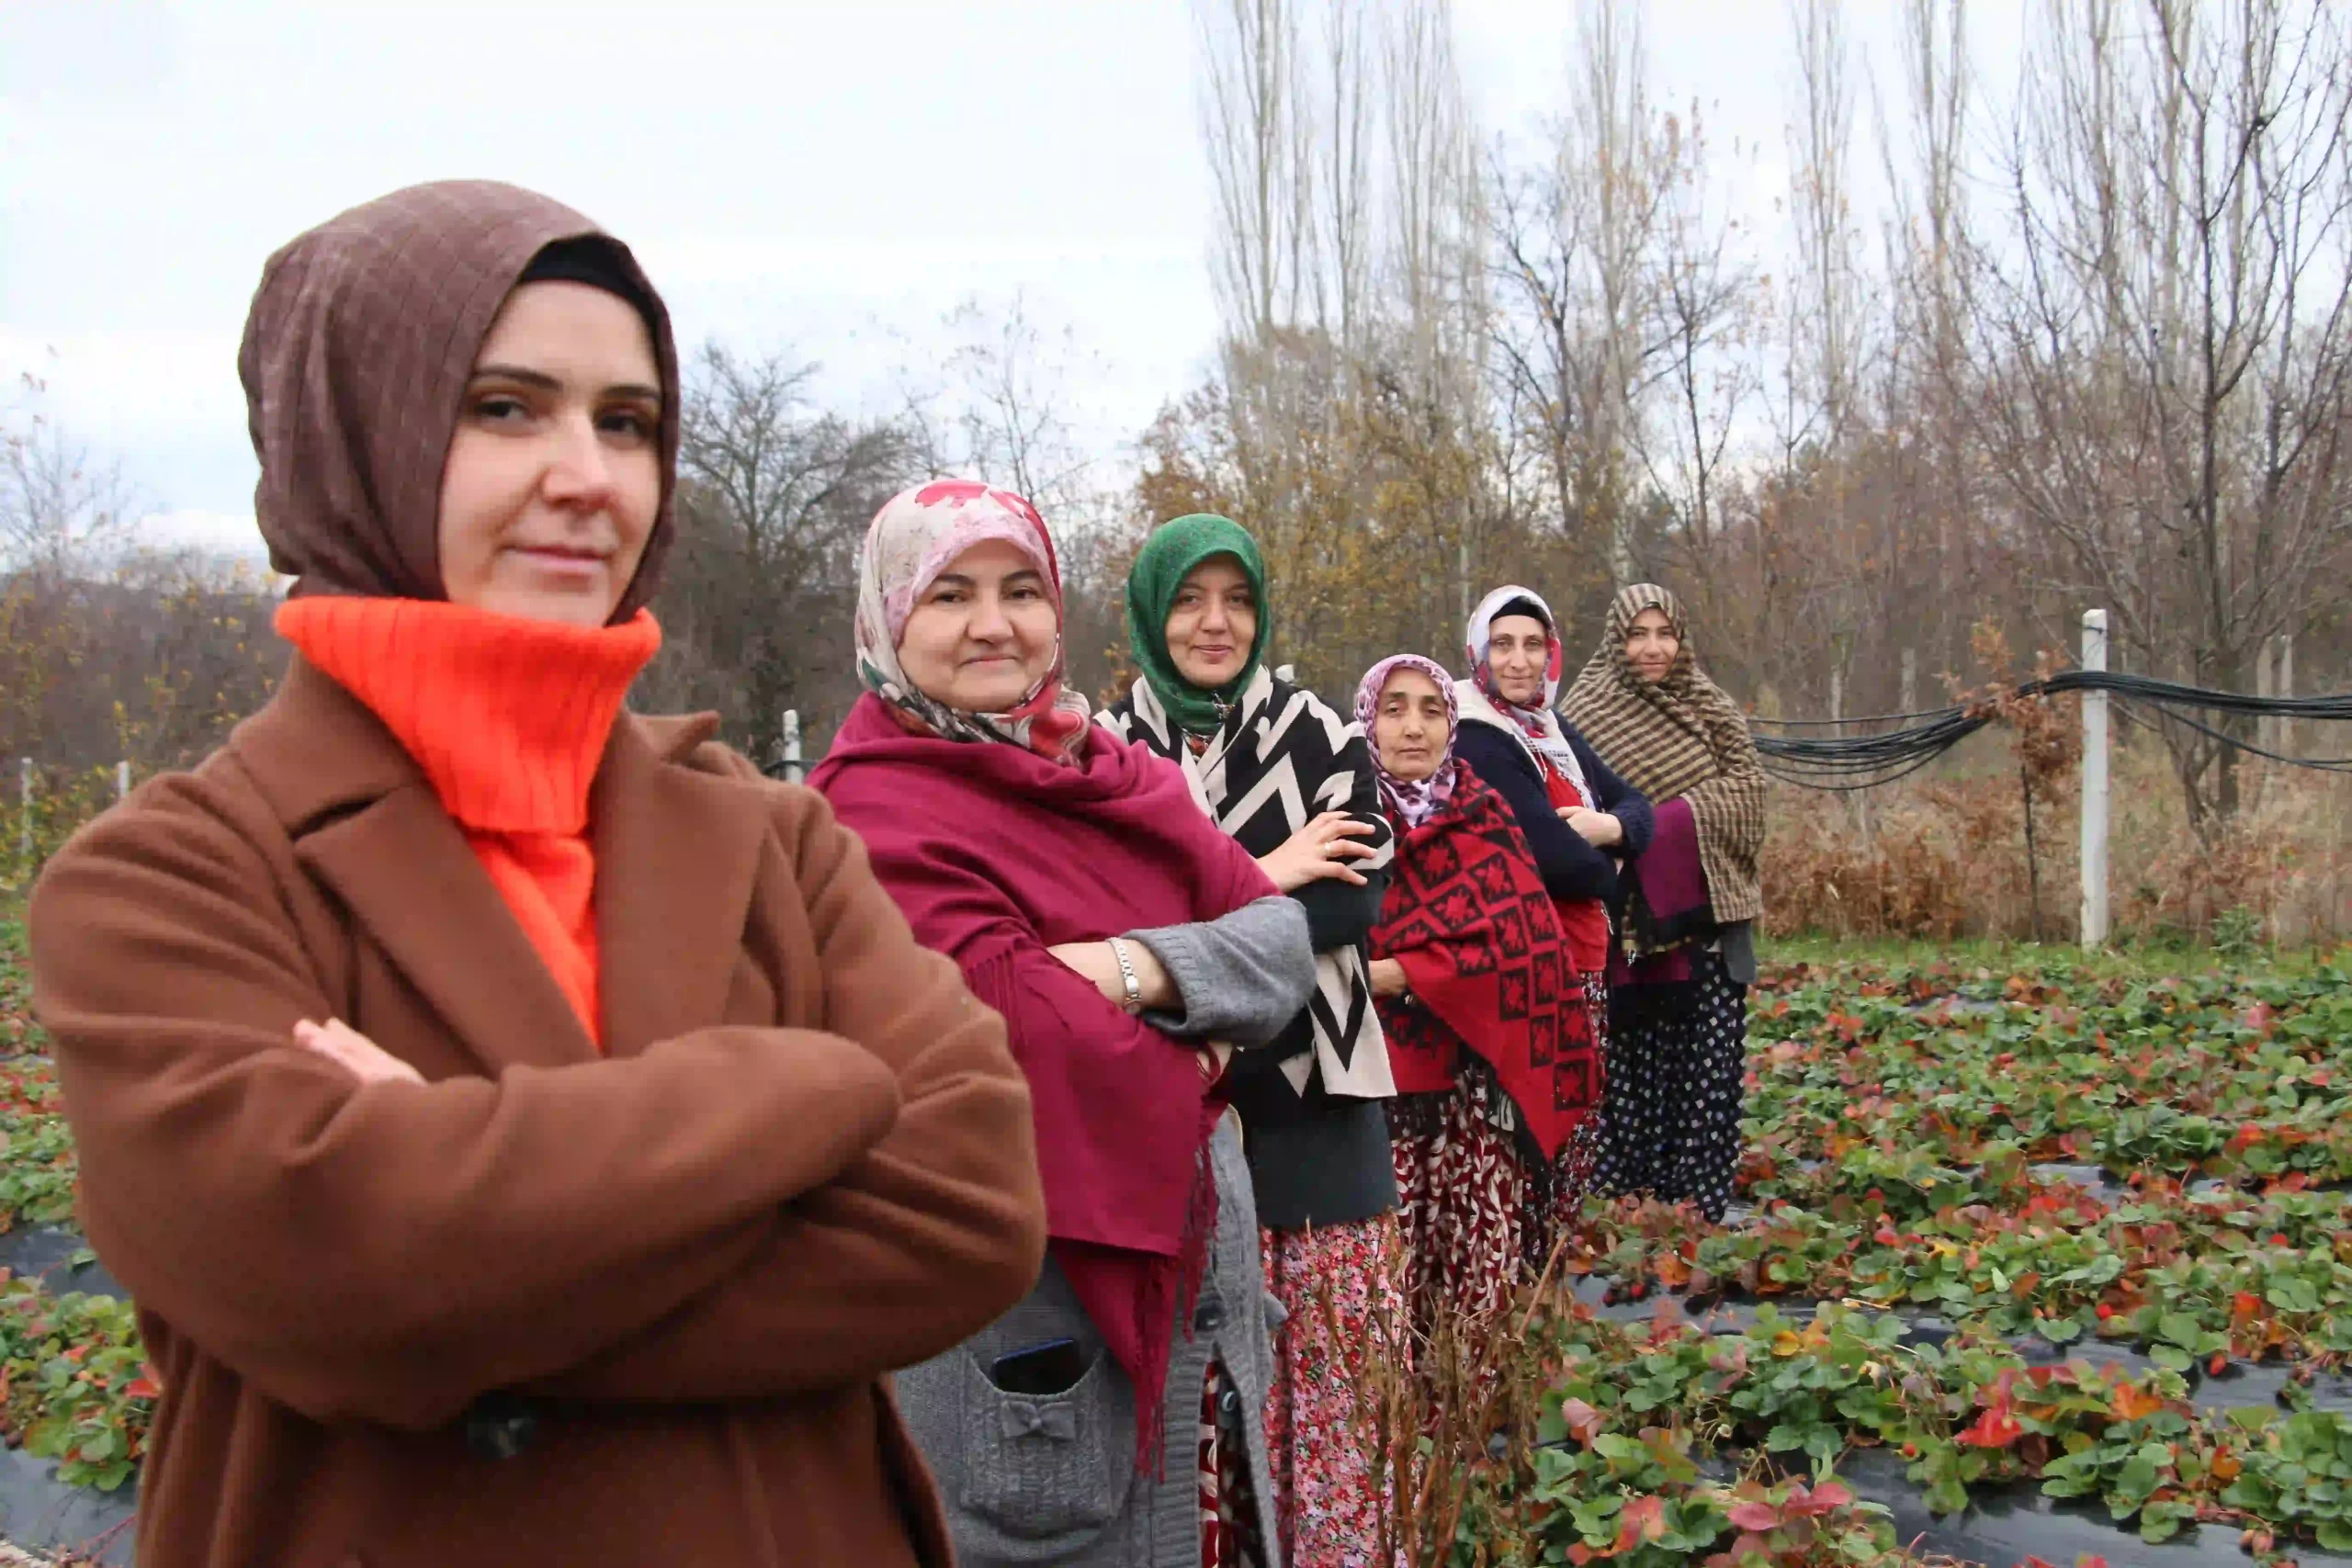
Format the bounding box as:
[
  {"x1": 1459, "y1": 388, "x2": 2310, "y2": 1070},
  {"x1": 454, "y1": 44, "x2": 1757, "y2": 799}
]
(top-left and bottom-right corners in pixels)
[
  {"x1": 1562, "y1": 584, "x2": 1766, "y2": 924},
  {"x1": 238, "y1": 181, "x2": 681, "y2": 619}
]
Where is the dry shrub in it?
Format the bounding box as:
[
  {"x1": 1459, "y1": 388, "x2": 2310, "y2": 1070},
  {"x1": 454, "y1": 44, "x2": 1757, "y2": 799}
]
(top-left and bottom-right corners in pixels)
[
  {"x1": 1759, "y1": 732, "x2": 2352, "y2": 945},
  {"x1": 1760, "y1": 788, "x2": 1975, "y2": 941},
  {"x1": 1327, "y1": 1233, "x2": 1577, "y2": 1567},
  {"x1": 1759, "y1": 728, "x2": 2038, "y2": 940},
  {"x1": 2116, "y1": 754, "x2": 2352, "y2": 945}
]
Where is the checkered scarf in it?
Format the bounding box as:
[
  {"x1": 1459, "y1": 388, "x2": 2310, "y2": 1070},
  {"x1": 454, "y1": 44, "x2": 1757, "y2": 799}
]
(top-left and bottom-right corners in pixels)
[{"x1": 1562, "y1": 584, "x2": 1766, "y2": 924}]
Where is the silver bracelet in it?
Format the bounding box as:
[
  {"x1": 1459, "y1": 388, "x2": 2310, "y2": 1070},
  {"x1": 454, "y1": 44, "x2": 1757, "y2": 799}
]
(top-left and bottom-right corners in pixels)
[{"x1": 1107, "y1": 938, "x2": 1143, "y2": 1014}]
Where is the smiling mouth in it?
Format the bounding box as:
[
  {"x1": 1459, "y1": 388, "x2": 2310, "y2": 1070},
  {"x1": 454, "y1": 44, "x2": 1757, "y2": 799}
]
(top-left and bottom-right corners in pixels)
[{"x1": 513, "y1": 545, "x2": 609, "y2": 568}]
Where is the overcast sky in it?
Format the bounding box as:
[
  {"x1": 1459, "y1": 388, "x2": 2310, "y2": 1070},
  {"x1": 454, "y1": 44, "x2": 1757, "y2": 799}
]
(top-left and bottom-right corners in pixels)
[{"x1": 2, "y1": 0, "x2": 2026, "y2": 561}]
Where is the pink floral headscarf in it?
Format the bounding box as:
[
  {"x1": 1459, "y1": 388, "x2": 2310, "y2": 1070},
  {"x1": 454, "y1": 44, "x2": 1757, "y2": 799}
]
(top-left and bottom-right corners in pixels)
[
  {"x1": 853, "y1": 479, "x2": 1092, "y2": 764},
  {"x1": 1356, "y1": 653, "x2": 1460, "y2": 828}
]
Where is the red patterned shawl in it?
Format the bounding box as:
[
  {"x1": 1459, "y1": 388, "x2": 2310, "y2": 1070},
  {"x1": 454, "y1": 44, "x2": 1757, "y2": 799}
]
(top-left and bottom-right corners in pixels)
[{"x1": 1370, "y1": 766, "x2": 1602, "y2": 1161}]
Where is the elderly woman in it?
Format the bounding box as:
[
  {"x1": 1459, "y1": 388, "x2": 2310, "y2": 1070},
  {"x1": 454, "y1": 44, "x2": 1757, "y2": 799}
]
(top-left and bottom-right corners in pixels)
[
  {"x1": 1450, "y1": 586, "x2": 1649, "y2": 1263},
  {"x1": 1564, "y1": 584, "x2": 1767, "y2": 1223},
  {"x1": 1357, "y1": 656, "x2": 1603, "y2": 1332},
  {"x1": 26, "y1": 184, "x2": 1046, "y2": 1568},
  {"x1": 810, "y1": 483, "x2": 1317, "y2": 1568},
  {"x1": 1100, "y1": 513, "x2": 1399, "y2": 1568}
]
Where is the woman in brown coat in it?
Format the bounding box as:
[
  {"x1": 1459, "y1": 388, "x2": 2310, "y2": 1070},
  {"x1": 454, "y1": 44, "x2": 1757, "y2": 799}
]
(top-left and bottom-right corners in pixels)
[{"x1": 26, "y1": 181, "x2": 1047, "y2": 1568}]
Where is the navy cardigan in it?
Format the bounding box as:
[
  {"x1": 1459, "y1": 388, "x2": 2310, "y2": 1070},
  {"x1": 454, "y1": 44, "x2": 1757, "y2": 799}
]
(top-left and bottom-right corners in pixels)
[{"x1": 1453, "y1": 717, "x2": 1654, "y2": 905}]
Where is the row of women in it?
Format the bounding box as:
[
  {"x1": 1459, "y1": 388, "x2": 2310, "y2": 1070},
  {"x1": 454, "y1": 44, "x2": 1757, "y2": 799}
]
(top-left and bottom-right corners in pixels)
[{"x1": 25, "y1": 182, "x2": 1764, "y2": 1568}]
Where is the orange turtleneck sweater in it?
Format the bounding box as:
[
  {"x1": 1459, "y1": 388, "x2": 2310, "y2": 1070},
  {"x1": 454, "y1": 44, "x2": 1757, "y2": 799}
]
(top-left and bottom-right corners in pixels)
[{"x1": 275, "y1": 597, "x2": 663, "y2": 1048}]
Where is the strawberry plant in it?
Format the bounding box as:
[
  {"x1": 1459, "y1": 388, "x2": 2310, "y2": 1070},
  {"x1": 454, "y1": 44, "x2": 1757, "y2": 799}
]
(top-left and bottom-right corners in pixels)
[
  {"x1": 0, "y1": 1278, "x2": 153, "y2": 1493},
  {"x1": 0, "y1": 1056, "x2": 76, "y2": 1232}
]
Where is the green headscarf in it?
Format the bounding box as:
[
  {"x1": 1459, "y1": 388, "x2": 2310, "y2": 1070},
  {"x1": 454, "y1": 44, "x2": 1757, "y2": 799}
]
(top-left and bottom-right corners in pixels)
[{"x1": 1124, "y1": 513, "x2": 1271, "y2": 735}]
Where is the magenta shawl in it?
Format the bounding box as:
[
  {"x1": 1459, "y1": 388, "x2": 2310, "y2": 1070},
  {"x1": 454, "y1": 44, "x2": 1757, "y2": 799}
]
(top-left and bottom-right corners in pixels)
[{"x1": 811, "y1": 694, "x2": 1277, "y2": 1459}]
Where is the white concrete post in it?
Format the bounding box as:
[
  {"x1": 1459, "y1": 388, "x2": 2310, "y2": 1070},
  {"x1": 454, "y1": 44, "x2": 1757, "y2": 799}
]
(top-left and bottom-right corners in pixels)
[
  {"x1": 1900, "y1": 648, "x2": 1917, "y2": 716},
  {"x1": 2080, "y1": 610, "x2": 2110, "y2": 948},
  {"x1": 781, "y1": 709, "x2": 804, "y2": 785},
  {"x1": 117, "y1": 761, "x2": 130, "y2": 802}
]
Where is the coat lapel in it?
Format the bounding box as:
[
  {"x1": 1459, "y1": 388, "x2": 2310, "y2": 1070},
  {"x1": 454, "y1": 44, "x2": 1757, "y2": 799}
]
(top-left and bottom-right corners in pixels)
[
  {"x1": 297, "y1": 785, "x2": 600, "y2": 1072},
  {"x1": 235, "y1": 659, "x2": 765, "y2": 1071},
  {"x1": 591, "y1": 717, "x2": 771, "y2": 1057},
  {"x1": 232, "y1": 658, "x2": 598, "y2": 1075}
]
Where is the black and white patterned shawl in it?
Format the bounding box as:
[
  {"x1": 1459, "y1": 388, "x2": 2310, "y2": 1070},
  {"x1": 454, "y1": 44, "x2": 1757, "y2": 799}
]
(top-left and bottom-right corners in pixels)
[{"x1": 1101, "y1": 667, "x2": 1397, "y2": 1100}]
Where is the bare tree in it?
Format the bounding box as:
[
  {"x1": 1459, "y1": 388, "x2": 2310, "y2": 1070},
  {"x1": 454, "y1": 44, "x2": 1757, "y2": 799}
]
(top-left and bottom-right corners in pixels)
[
  {"x1": 1852, "y1": 0, "x2": 1983, "y2": 685},
  {"x1": 1313, "y1": 0, "x2": 1376, "y2": 358},
  {"x1": 901, "y1": 293, "x2": 1105, "y2": 529},
  {"x1": 1378, "y1": 0, "x2": 1493, "y2": 628},
  {"x1": 647, "y1": 344, "x2": 921, "y2": 759},
  {"x1": 2, "y1": 376, "x2": 138, "y2": 577},
  {"x1": 1632, "y1": 105, "x2": 1758, "y2": 574},
  {"x1": 1489, "y1": 0, "x2": 1673, "y2": 597},
  {"x1": 1962, "y1": 0, "x2": 2352, "y2": 824},
  {"x1": 1782, "y1": 0, "x2": 1863, "y2": 459},
  {"x1": 1198, "y1": 0, "x2": 1313, "y2": 345}
]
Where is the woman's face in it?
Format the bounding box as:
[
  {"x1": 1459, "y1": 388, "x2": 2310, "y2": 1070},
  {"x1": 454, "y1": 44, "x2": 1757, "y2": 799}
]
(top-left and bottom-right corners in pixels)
[
  {"x1": 1374, "y1": 668, "x2": 1453, "y2": 783},
  {"x1": 1164, "y1": 554, "x2": 1258, "y2": 689},
  {"x1": 1487, "y1": 614, "x2": 1553, "y2": 707},
  {"x1": 897, "y1": 538, "x2": 1060, "y2": 713},
  {"x1": 1624, "y1": 605, "x2": 1681, "y2": 683},
  {"x1": 436, "y1": 281, "x2": 664, "y2": 626}
]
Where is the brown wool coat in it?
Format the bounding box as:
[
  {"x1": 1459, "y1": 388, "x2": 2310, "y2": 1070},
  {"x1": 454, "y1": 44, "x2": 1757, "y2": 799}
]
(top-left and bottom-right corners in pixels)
[{"x1": 28, "y1": 659, "x2": 1049, "y2": 1568}]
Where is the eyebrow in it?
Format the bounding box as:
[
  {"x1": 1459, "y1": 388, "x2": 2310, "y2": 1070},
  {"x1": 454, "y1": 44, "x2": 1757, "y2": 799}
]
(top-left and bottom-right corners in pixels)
[
  {"x1": 930, "y1": 568, "x2": 1046, "y2": 590},
  {"x1": 469, "y1": 364, "x2": 663, "y2": 402}
]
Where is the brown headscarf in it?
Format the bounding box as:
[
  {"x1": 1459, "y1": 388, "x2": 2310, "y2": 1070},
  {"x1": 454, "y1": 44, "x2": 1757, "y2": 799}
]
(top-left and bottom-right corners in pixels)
[
  {"x1": 238, "y1": 181, "x2": 681, "y2": 620},
  {"x1": 1562, "y1": 583, "x2": 1767, "y2": 925}
]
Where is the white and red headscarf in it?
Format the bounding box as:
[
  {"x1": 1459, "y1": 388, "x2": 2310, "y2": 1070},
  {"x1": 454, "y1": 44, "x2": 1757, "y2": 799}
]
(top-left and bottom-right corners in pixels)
[
  {"x1": 853, "y1": 479, "x2": 1093, "y2": 765},
  {"x1": 1463, "y1": 583, "x2": 1593, "y2": 806}
]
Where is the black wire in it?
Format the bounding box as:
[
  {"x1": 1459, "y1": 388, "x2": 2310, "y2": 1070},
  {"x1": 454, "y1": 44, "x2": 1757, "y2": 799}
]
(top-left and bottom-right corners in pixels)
[
  {"x1": 1758, "y1": 742, "x2": 1986, "y2": 793},
  {"x1": 1752, "y1": 703, "x2": 1972, "y2": 728},
  {"x1": 1738, "y1": 669, "x2": 2352, "y2": 791},
  {"x1": 2107, "y1": 699, "x2": 2352, "y2": 772}
]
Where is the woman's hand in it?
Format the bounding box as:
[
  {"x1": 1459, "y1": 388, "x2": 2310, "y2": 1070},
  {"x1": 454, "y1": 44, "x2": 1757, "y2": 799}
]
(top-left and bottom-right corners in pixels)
[
  {"x1": 1256, "y1": 812, "x2": 1380, "y2": 893},
  {"x1": 1367, "y1": 958, "x2": 1411, "y2": 999},
  {"x1": 1047, "y1": 940, "x2": 1177, "y2": 1012},
  {"x1": 295, "y1": 1018, "x2": 425, "y2": 1087},
  {"x1": 1560, "y1": 807, "x2": 1624, "y2": 849}
]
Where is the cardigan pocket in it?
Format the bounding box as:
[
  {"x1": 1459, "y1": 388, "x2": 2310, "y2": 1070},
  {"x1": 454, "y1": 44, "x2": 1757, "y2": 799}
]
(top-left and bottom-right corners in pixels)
[{"x1": 956, "y1": 1347, "x2": 1134, "y2": 1541}]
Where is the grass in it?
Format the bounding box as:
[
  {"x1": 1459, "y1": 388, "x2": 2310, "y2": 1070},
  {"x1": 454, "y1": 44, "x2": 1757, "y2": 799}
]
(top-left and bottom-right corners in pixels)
[{"x1": 1759, "y1": 931, "x2": 2346, "y2": 982}]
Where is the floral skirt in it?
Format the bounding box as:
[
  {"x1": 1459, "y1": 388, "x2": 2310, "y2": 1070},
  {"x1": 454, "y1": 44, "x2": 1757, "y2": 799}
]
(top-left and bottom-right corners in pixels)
[{"x1": 1261, "y1": 1213, "x2": 1406, "y2": 1568}]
